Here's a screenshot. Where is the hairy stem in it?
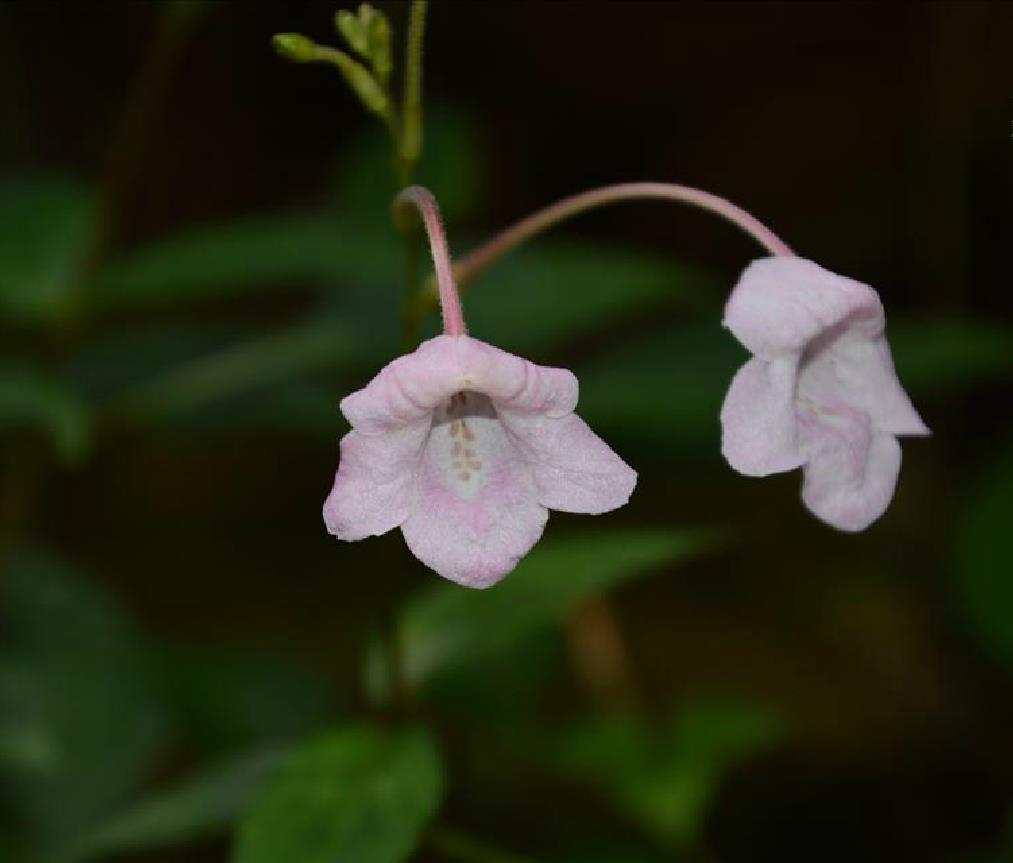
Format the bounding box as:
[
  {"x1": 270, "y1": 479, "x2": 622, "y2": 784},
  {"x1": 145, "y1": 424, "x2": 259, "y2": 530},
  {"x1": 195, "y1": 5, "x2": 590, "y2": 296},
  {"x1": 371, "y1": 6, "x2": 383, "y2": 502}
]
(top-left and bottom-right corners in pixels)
[{"x1": 394, "y1": 186, "x2": 465, "y2": 337}]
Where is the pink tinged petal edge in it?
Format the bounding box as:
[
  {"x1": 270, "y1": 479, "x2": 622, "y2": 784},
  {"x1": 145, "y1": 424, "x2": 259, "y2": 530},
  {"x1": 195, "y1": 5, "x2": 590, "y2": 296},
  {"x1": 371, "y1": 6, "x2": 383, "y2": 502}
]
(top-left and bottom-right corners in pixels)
[
  {"x1": 800, "y1": 333, "x2": 930, "y2": 438},
  {"x1": 501, "y1": 411, "x2": 637, "y2": 514},
  {"x1": 400, "y1": 432, "x2": 548, "y2": 588},
  {"x1": 723, "y1": 257, "x2": 885, "y2": 359},
  {"x1": 720, "y1": 355, "x2": 806, "y2": 477},
  {"x1": 798, "y1": 406, "x2": 902, "y2": 532},
  {"x1": 322, "y1": 423, "x2": 427, "y2": 541},
  {"x1": 340, "y1": 335, "x2": 580, "y2": 434}
]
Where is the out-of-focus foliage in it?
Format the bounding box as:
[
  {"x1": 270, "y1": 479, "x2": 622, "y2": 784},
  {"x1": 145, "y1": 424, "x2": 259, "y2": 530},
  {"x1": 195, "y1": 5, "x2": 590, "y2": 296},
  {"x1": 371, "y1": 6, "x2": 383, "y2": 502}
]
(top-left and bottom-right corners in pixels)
[
  {"x1": 954, "y1": 443, "x2": 1013, "y2": 671},
  {"x1": 0, "y1": 368, "x2": 91, "y2": 463},
  {"x1": 557, "y1": 700, "x2": 782, "y2": 848},
  {"x1": 365, "y1": 528, "x2": 714, "y2": 697},
  {"x1": 576, "y1": 321, "x2": 738, "y2": 448},
  {"x1": 103, "y1": 318, "x2": 355, "y2": 426},
  {"x1": 0, "y1": 178, "x2": 94, "y2": 324},
  {"x1": 64, "y1": 748, "x2": 289, "y2": 862},
  {"x1": 158, "y1": 647, "x2": 336, "y2": 756},
  {"x1": 233, "y1": 727, "x2": 443, "y2": 863},
  {"x1": 0, "y1": 551, "x2": 167, "y2": 846},
  {"x1": 92, "y1": 215, "x2": 396, "y2": 308},
  {"x1": 464, "y1": 245, "x2": 711, "y2": 356},
  {"x1": 888, "y1": 319, "x2": 1013, "y2": 394},
  {"x1": 337, "y1": 107, "x2": 486, "y2": 224}
]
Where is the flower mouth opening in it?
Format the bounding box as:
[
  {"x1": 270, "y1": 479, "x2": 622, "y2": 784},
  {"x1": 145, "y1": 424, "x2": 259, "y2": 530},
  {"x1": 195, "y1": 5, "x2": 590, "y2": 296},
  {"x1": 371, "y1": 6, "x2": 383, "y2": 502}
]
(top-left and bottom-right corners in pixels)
[{"x1": 430, "y1": 390, "x2": 501, "y2": 488}]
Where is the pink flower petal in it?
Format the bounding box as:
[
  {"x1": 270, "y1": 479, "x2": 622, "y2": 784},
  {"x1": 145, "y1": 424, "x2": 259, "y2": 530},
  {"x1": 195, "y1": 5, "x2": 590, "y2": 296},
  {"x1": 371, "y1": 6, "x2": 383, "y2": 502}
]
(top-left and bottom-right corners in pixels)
[
  {"x1": 322, "y1": 423, "x2": 427, "y2": 541},
  {"x1": 799, "y1": 332, "x2": 930, "y2": 437},
  {"x1": 401, "y1": 396, "x2": 547, "y2": 587},
  {"x1": 723, "y1": 257, "x2": 884, "y2": 359},
  {"x1": 798, "y1": 403, "x2": 902, "y2": 531},
  {"x1": 501, "y1": 411, "x2": 637, "y2": 513},
  {"x1": 720, "y1": 356, "x2": 805, "y2": 476},
  {"x1": 341, "y1": 335, "x2": 578, "y2": 434}
]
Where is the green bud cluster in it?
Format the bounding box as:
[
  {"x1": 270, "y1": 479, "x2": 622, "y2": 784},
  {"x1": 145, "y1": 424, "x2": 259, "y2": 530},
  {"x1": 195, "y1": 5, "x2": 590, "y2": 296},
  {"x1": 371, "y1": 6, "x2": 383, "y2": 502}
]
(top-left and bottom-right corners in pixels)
[
  {"x1": 272, "y1": 4, "x2": 395, "y2": 123},
  {"x1": 273, "y1": 2, "x2": 426, "y2": 187}
]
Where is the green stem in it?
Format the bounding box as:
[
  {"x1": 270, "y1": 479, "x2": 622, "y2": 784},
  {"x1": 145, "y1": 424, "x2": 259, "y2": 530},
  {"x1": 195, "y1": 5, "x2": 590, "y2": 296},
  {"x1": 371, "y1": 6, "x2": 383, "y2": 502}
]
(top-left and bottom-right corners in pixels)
[
  {"x1": 427, "y1": 826, "x2": 536, "y2": 863},
  {"x1": 394, "y1": 0, "x2": 429, "y2": 348},
  {"x1": 399, "y1": 0, "x2": 427, "y2": 183}
]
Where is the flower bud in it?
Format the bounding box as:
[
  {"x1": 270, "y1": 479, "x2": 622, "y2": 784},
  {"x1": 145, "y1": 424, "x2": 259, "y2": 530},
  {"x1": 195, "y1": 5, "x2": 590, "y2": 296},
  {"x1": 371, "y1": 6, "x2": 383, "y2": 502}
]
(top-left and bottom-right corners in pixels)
[
  {"x1": 367, "y1": 10, "x2": 392, "y2": 85},
  {"x1": 334, "y1": 9, "x2": 369, "y2": 57},
  {"x1": 272, "y1": 33, "x2": 318, "y2": 63}
]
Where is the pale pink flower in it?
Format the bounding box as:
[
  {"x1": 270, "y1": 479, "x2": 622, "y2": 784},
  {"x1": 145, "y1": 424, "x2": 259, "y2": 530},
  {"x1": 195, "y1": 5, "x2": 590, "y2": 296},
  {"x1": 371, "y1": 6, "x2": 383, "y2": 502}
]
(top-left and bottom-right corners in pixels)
[
  {"x1": 720, "y1": 256, "x2": 929, "y2": 531},
  {"x1": 323, "y1": 334, "x2": 636, "y2": 587},
  {"x1": 323, "y1": 186, "x2": 635, "y2": 588}
]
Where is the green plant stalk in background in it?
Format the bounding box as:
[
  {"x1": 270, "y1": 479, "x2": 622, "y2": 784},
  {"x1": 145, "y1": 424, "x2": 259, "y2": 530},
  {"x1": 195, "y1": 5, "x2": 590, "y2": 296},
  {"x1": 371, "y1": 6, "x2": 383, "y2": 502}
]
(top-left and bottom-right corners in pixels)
[
  {"x1": 398, "y1": 0, "x2": 428, "y2": 349},
  {"x1": 273, "y1": 1, "x2": 429, "y2": 349}
]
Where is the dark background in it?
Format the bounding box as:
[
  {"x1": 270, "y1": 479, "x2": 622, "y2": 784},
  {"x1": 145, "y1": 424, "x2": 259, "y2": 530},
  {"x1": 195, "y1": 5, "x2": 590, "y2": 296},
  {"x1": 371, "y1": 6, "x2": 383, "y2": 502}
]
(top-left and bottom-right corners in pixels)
[{"x1": 2, "y1": 2, "x2": 1012, "y2": 862}]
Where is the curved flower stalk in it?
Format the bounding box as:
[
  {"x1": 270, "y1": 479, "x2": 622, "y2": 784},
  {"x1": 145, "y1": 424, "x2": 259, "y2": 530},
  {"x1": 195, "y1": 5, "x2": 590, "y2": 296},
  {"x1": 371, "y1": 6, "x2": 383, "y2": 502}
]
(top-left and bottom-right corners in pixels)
[
  {"x1": 323, "y1": 187, "x2": 636, "y2": 588},
  {"x1": 448, "y1": 182, "x2": 929, "y2": 531}
]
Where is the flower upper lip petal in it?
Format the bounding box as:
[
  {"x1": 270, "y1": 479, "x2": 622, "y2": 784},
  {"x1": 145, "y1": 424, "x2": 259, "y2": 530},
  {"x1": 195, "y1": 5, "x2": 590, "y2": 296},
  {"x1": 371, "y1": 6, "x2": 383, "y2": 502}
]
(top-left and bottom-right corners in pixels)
[{"x1": 723, "y1": 257, "x2": 885, "y2": 360}]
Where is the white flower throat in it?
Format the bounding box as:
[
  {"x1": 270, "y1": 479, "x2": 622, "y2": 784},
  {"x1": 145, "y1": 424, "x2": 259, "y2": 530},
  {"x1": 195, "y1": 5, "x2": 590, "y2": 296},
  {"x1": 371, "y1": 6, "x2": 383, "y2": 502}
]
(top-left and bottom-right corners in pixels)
[{"x1": 428, "y1": 390, "x2": 508, "y2": 498}]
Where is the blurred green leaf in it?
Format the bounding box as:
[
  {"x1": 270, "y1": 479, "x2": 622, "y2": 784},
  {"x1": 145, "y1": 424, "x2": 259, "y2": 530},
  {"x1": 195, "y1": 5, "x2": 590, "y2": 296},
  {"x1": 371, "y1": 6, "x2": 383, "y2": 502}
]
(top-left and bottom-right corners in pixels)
[
  {"x1": 406, "y1": 629, "x2": 568, "y2": 723},
  {"x1": 889, "y1": 318, "x2": 1013, "y2": 394},
  {"x1": 0, "y1": 368, "x2": 91, "y2": 463},
  {"x1": 160, "y1": 647, "x2": 336, "y2": 756},
  {"x1": 381, "y1": 528, "x2": 714, "y2": 695},
  {"x1": 0, "y1": 178, "x2": 95, "y2": 324},
  {"x1": 67, "y1": 320, "x2": 258, "y2": 397},
  {"x1": 558, "y1": 699, "x2": 782, "y2": 848},
  {"x1": 417, "y1": 108, "x2": 487, "y2": 223},
  {"x1": 954, "y1": 442, "x2": 1013, "y2": 671},
  {"x1": 234, "y1": 726, "x2": 443, "y2": 863},
  {"x1": 102, "y1": 318, "x2": 354, "y2": 426},
  {"x1": 0, "y1": 550, "x2": 167, "y2": 843},
  {"x1": 463, "y1": 245, "x2": 715, "y2": 356},
  {"x1": 576, "y1": 319, "x2": 739, "y2": 449},
  {"x1": 64, "y1": 748, "x2": 288, "y2": 862},
  {"x1": 92, "y1": 215, "x2": 397, "y2": 308},
  {"x1": 335, "y1": 106, "x2": 486, "y2": 223}
]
